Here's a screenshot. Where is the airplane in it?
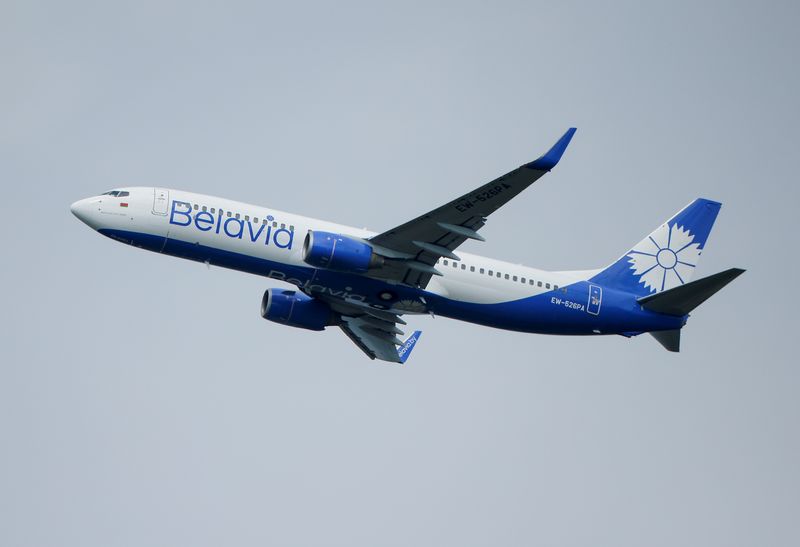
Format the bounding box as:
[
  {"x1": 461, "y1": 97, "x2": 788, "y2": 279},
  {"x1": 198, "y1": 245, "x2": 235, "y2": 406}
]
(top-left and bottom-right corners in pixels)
[{"x1": 70, "y1": 128, "x2": 744, "y2": 363}]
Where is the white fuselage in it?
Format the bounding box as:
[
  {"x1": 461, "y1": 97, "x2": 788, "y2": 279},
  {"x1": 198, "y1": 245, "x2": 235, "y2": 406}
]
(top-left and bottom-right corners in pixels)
[{"x1": 71, "y1": 186, "x2": 593, "y2": 308}]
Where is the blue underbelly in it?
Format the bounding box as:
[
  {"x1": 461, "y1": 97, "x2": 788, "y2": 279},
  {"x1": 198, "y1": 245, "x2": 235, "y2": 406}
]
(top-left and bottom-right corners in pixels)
[{"x1": 100, "y1": 229, "x2": 684, "y2": 335}]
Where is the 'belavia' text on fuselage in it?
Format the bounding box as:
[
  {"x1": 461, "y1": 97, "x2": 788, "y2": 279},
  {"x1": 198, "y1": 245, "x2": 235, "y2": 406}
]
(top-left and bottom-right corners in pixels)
[{"x1": 169, "y1": 200, "x2": 294, "y2": 249}]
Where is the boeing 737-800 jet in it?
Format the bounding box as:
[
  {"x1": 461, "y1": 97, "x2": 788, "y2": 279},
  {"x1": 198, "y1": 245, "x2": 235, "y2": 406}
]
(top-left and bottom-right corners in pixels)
[{"x1": 70, "y1": 129, "x2": 743, "y2": 363}]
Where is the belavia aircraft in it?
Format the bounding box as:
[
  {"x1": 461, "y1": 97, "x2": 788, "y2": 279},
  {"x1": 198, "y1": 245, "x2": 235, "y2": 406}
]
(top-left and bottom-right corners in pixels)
[{"x1": 71, "y1": 129, "x2": 743, "y2": 363}]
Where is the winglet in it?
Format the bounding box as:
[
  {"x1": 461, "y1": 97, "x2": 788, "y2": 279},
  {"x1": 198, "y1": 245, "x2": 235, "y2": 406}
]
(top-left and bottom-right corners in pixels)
[
  {"x1": 525, "y1": 127, "x2": 577, "y2": 171},
  {"x1": 397, "y1": 330, "x2": 422, "y2": 364}
]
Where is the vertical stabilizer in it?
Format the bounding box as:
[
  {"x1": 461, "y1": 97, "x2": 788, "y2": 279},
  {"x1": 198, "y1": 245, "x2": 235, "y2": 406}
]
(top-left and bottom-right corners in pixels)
[{"x1": 591, "y1": 199, "x2": 722, "y2": 296}]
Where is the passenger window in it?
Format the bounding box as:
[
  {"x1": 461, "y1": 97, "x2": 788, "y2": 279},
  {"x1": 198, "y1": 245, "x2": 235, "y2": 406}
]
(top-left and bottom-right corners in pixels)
[
  {"x1": 505, "y1": 274, "x2": 510, "y2": 280},
  {"x1": 211, "y1": 208, "x2": 215, "y2": 214},
  {"x1": 281, "y1": 223, "x2": 285, "y2": 229},
  {"x1": 272, "y1": 221, "x2": 278, "y2": 227},
  {"x1": 521, "y1": 277, "x2": 526, "y2": 283},
  {"x1": 470, "y1": 266, "x2": 475, "y2": 272},
  {"x1": 290, "y1": 225, "x2": 295, "y2": 231},
  {"x1": 443, "y1": 260, "x2": 449, "y2": 266},
  {"x1": 202, "y1": 206, "x2": 207, "y2": 212},
  {"x1": 245, "y1": 215, "x2": 250, "y2": 221},
  {"x1": 554, "y1": 285, "x2": 559, "y2": 290},
  {"x1": 227, "y1": 211, "x2": 232, "y2": 218},
  {"x1": 513, "y1": 276, "x2": 518, "y2": 282},
  {"x1": 480, "y1": 268, "x2": 485, "y2": 274},
  {"x1": 488, "y1": 270, "x2": 493, "y2": 276},
  {"x1": 193, "y1": 204, "x2": 199, "y2": 210},
  {"x1": 546, "y1": 283, "x2": 551, "y2": 289},
  {"x1": 235, "y1": 213, "x2": 240, "y2": 219},
  {"x1": 262, "y1": 219, "x2": 268, "y2": 225},
  {"x1": 496, "y1": 272, "x2": 501, "y2": 278},
  {"x1": 538, "y1": 281, "x2": 542, "y2": 287},
  {"x1": 461, "y1": 264, "x2": 466, "y2": 270},
  {"x1": 529, "y1": 279, "x2": 535, "y2": 285},
  {"x1": 452, "y1": 262, "x2": 457, "y2": 268}
]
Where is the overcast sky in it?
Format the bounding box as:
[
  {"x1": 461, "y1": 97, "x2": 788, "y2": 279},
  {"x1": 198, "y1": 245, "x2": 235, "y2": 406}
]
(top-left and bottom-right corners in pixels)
[{"x1": 2, "y1": 1, "x2": 798, "y2": 546}]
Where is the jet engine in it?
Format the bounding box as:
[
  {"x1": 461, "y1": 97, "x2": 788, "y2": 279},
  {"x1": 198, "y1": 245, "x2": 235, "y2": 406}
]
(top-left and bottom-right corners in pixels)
[
  {"x1": 302, "y1": 231, "x2": 384, "y2": 273},
  {"x1": 261, "y1": 289, "x2": 332, "y2": 331}
]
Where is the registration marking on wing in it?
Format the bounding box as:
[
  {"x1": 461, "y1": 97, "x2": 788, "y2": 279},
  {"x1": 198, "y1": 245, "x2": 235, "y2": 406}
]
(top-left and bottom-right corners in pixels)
[{"x1": 454, "y1": 183, "x2": 512, "y2": 213}]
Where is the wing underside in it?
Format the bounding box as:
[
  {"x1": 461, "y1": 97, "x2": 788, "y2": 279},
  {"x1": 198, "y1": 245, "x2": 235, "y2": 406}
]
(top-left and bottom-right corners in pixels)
[
  {"x1": 313, "y1": 293, "x2": 420, "y2": 364},
  {"x1": 339, "y1": 315, "x2": 406, "y2": 362}
]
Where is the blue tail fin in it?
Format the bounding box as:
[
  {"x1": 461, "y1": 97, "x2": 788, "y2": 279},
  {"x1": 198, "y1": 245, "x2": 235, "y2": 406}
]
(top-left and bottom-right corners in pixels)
[{"x1": 590, "y1": 199, "x2": 722, "y2": 296}]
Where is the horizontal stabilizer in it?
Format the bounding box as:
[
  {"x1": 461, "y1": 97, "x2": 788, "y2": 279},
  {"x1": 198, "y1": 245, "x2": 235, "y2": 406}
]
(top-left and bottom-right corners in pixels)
[
  {"x1": 638, "y1": 268, "x2": 745, "y2": 316},
  {"x1": 650, "y1": 329, "x2": 681, "y2": 352}
]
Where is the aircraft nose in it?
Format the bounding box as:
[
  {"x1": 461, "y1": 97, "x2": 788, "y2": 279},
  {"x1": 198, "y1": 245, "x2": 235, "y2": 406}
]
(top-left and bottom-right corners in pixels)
[
  {"x1": 71, "y1": 199, "x2": 87, "y2": 221},
  {"x1": 70, "y1": 198, "x2": 99, "y2": 228}
]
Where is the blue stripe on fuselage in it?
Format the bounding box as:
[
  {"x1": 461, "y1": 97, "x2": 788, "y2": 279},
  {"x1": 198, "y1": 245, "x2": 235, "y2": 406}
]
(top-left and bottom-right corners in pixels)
[{"x1": 98, "y1": 228, "x2": 685, "y2": 335}]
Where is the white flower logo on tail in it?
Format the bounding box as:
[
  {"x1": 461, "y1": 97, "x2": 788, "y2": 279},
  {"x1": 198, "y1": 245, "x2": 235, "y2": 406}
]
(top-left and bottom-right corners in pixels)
[{"x1": 628, "y1": 223, "x2": 701, "y2": 293}]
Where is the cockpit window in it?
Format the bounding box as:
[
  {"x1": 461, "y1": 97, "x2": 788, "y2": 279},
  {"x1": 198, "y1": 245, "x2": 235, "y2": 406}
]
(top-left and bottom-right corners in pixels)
[{"x1": 100, "y1": 190, "x2": 129, "y2": 197}]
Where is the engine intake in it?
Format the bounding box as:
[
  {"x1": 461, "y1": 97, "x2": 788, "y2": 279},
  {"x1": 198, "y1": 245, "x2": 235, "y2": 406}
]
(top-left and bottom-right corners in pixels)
[
  {"x1": 302, "y1": 231, "x2": 383, "y2": 273},
  {"x1": 261, "y1": 289, "x2": 331, "y2": 331}
]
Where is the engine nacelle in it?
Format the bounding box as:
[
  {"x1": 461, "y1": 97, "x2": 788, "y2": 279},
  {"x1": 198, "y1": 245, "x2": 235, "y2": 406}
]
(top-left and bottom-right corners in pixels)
[
  {"x1": 302, "y1": 231, "x2": 383, "y2": 273},
  {"x1": 260, "y1": 289, "x2": 331, "y2": 331}
]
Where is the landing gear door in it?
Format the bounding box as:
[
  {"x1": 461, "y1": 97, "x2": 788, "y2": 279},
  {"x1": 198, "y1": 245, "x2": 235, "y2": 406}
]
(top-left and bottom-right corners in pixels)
[
  {"x1": 587, "y1": 284, "x2": 602, "y2": 316},
  {"x1": 152, "y1": 188, "x2": 169, "y2": 215}
]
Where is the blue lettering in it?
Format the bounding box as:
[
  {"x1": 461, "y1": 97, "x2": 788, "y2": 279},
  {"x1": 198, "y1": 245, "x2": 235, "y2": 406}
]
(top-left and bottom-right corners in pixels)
[
  {"x1": 273, "y1": 228, "x2": 294, "y2": 249},
  {"x1": 247, "y1": 220, "x2": 266, "y2": 242},
  {"x1": 170, "y1": 202, "x2": 296, "y2": 252},
  {"x1": 224, "y1": 217, "x2": 244, "y2": 239},
  {"x1": 194, "y1": 211, "x2": 214, "y2": 231},
  {"x1": 169, "y1": 201, "x2": 192, "y2": 226}
]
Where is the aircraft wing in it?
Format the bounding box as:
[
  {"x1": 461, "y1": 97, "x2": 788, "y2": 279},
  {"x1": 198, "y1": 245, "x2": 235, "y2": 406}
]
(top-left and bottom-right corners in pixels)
[
  {"x1": 312, "y1": 293, "x2": 422, "y2": 363},
  {"x1": 339, "y1": 316, "x2": 421, "y2": 364},
  {"x1": 368, "y1": 128, "x2": 576, "y2": 288}
]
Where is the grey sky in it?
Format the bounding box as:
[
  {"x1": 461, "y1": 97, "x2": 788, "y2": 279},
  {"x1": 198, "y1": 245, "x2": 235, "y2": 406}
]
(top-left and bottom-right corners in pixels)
[{"x1": 2, "y1": 1, "x2": 798, "y2": 546}]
